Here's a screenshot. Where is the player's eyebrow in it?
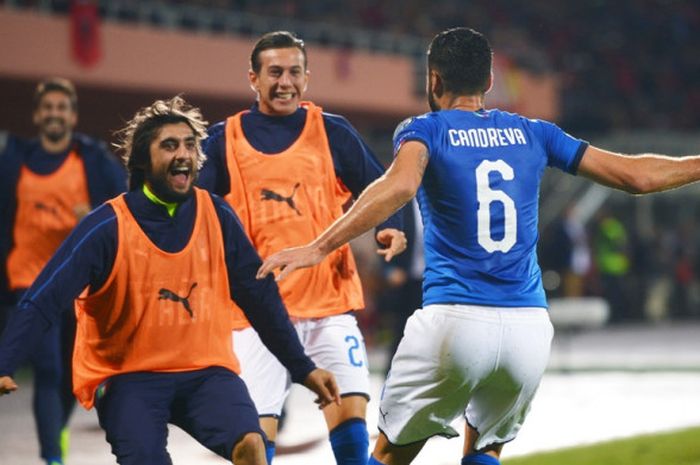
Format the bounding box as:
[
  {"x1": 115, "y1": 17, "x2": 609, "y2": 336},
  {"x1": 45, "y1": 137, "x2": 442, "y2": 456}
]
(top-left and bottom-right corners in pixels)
[{"x1": 160, "y1": 135, "x2": 196, "y2": 145}]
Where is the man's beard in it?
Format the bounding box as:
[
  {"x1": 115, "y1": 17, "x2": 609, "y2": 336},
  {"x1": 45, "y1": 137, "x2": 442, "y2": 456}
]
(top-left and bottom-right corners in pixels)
[
  {"x1": 145, "y1": 169, "x2": 197, "y2": 203},
  {"x1": 40, "y1": 118, "x2": 69, "y2": 143}
]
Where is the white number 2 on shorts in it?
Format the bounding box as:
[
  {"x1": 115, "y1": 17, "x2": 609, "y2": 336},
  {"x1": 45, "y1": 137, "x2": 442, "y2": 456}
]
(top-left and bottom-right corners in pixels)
[{"x1": 345, "y1": 335, "x2": 364, "y2": 367}]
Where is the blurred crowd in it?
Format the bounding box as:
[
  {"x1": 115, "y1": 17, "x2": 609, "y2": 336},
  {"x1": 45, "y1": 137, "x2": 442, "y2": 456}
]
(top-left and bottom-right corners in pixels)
[
  {"x1": 539, "y1": 200, "x2": 700, "y2": 323},
  {"x1": 215, "y1": 0, "x2": 700, "y2": 135},
  {"x1": 212, "y1": 0, "x2": 700, "y2": 132},
  {"x1": 155, "y1": 0, "x2": 700, "y2": 134}
]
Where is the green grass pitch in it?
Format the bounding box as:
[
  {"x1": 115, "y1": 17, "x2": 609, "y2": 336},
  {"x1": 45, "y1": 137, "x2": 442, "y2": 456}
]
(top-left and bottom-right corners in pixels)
[{"x1": 503, "y1": 426, "x2": 700, "y2": 465}]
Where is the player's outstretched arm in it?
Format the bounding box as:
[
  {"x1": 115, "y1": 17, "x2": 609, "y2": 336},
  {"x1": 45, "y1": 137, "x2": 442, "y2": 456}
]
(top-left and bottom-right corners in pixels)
[
  {"x1": 578, "y1": 145, "x2": 700, "y2": 194},
  {"x1": 0, "y1": 376, "x2": 18, "y2": 395},
  {"x1": 257, "y1": 140, "x2": 427, "y2": 281},
  {"x1": 303, "y1": 368, "x2": 341, "y2": 409}
]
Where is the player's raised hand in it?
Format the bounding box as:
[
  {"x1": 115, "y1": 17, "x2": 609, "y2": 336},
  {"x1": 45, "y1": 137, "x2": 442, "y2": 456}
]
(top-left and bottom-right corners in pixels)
[
  {"x1": 0, "y1": 376, "x2": 18, "y2": 396},
  {"x1": 303, "y1": 368, "x2": 341, "y2": 409},
  {"x1": 376, "y1": 228, "x2": 407, "y2": 262},
  {"x1": 257, "y1": 244, "x2": 325, "y2": 282}
]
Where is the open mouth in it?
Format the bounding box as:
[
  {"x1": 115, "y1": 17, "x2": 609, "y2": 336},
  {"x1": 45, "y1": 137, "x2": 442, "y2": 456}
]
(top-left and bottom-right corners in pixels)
[
  {"x1": 169, "y1": 165, "x2": 191, "y2": 190},
  {"x1": 43, "y1": 118, "x2": 66, "y2": 132}
]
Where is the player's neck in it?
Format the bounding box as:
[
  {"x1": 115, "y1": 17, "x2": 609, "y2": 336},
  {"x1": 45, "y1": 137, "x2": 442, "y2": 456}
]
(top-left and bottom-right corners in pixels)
[{"x1": 446, "y1": 94, "x2": 484, "y2": 112}]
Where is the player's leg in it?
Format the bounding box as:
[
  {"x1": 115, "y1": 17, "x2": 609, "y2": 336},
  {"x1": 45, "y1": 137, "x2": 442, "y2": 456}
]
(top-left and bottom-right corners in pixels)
[
  {"x1": 94, "y1": 372, "x2": 176, "y2": 465},
  {"x1": 368, "y1": 431, "x2": 426, "y2": 464},
  {"x1": 59, "y1": 306, "x2": 77, "y2": 424},
  {"x1": 303, "y1": 314, "x2": 370, "y2": 465},
  {"x1": 29, "y1": 318, "x2": 64, "y2": 464},
  {"x1": 259, "y1": 416, "x2": 280, "y2": 444},
  {"x1": 461, "y1": 425, "x2": 502, "y2": 464},
  {"x1": 169, "y1": 367, "x2": 267, "y2": 465},
  {"x1": 377, "y1": 305, "x2": 511, "y2": 464},
  {"x1": 58, "y1": 306, "x2": 77, "y2": 462},
  {"x1": 234, "y1": 327, "x2": 290, "y2": 463},
  {"x1": 11, "y1": 288, "x2": 64, "y2": 464},
  {"x1": 369, "y1": 309, "x2": 460, "y2": 465},
  {"x1": 231, "y1": 433, "x2": 267, "y2": 465},
  {"x1": 463, "y1": 307, "x2": 553, "y2": 464},
  {"x1": 323, "y1": 395, "x2": 368, "y2": 465}
]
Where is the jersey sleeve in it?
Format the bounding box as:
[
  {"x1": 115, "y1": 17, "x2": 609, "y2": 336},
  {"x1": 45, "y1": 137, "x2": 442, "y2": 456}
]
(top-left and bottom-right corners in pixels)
[
  {"x1": 526, "y1": 118, "x2": 588, "y2": 174},
  {"x1": 392, "y1": 114, "x2": 435, "y2": 157}
]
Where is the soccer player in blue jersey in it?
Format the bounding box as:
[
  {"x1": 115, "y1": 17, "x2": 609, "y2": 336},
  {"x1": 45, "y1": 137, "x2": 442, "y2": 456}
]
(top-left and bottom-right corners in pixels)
[{"x1": 259, "y1": 27, "x2": 700, "y2": 465}]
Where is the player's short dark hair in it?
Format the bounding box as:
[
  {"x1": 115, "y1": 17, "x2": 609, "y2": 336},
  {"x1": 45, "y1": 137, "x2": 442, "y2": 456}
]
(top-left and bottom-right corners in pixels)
[
  {"x1": 250, "y1": 31, "x2": 307, "y2": 73},
  {"x1": 115, "y1": 95, "x2": 208, "y2": 190},
  {"x1": 34, "y1": 77, "x2": 78, "y2": 111},
  {"x1": 427, "y1": 27, "x2": 493, "y2": 95}
]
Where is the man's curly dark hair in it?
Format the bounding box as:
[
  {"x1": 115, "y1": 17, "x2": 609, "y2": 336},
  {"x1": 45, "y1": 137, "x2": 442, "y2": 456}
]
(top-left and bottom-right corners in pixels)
[{"x1": 115, "y1": 95, "x2": 208, "y2": 190}]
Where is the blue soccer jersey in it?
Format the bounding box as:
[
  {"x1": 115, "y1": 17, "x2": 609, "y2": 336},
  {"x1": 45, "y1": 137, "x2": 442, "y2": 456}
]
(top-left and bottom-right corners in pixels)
[{"x1": 393, "y1": 109, "x2": 588, "y2": 308}]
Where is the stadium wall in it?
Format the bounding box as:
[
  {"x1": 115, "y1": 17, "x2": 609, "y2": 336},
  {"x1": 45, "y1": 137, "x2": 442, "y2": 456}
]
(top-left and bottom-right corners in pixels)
[
  {"x1": 0, "y1": 8, "x2": 559, "y2": 117},
  {"x1": 0, "y1": 7, "x2": 559, "y2": 147},
  {"x1": 0, "y1": 8, "x2": 423, "y2": 115}
]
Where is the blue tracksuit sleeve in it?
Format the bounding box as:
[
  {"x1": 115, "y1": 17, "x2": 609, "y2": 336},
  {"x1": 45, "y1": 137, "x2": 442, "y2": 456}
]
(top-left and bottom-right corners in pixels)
[
  {"x1": 212, "y1": 195, "x2": 315, "y2": 384},
  {"x1": 0, "y1": 205, "x2": 117, "y2": 376},
  {"x1": 324, "y1": 113, "x2": 403, "y2": 233},
  {"x1": 198, "y1": 122, "x2": 229, "y2": 196}
]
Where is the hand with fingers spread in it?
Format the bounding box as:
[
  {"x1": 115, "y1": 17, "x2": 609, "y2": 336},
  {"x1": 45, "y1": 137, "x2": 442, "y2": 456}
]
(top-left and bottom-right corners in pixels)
[
  {"x1": 303, "y1": 368, "x2": 341, "y2": 409},
  {"x1": 256, "y1": 243, "x2": 326, "y2": 282},
  {"x1": 0, "y1": 376, "x2": 18, "y2": 396},
  {"x1": 376, "y1": 228, "x2": 407, "y2": 262}
]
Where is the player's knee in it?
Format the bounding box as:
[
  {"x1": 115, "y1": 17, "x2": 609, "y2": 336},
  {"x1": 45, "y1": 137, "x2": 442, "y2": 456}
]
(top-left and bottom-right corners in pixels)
[
  {"x1": 232, "y1": 432, "x2": 266, "y2": 464},
  {"x1": 372, "y1": 432, "x2": 425, "y2": 464},
  {"x1": 372, "y1": 432, "x2": 394, "y2": 460}
]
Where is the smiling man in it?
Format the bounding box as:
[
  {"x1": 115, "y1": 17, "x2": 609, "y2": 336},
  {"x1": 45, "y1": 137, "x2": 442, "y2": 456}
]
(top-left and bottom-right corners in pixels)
[
  {"x1": 198, "y1": 31, "x2": 406, "y2": 465},
  {"x1": 0, "y1": 77, "x2": 126, "y2": 465},
  {"x1": 0, "y1": 96, "x2": 340, "y2": 465}
]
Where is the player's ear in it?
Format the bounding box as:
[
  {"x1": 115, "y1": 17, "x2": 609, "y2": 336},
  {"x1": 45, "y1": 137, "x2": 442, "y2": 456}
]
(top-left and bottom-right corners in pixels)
[
  {"x1": 431, "y1": 70, "x2": 444, "y2": 98},
  {"x1": 302, "y1": 69, "x2": 310, "y2": 93},
  {"x1": 484, "y1": 71, "x2": 494, "y2": 94},
  {"x1": 69, "y1": 110, "x2": 78, "y2": 128},
  {"x1": 248, "y1": 68, "x2": 259, "y2": 94}
]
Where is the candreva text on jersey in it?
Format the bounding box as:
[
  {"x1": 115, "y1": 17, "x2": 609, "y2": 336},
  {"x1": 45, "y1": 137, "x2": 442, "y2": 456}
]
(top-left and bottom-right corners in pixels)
[{"x1": 448, "y1": 127, "x2": 527, "y2": 148}]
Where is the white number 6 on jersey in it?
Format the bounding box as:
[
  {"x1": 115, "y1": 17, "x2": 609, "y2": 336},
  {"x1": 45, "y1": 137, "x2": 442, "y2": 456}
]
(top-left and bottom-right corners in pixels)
[{"x1": 476, "y1": 160, "x2": 517, "y2": 253}]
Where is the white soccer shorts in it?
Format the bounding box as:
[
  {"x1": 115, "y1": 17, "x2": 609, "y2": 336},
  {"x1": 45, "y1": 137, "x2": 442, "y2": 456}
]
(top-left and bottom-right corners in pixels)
[
  {"x1": 378, "y1": 304, "x2": 553, "y2": 450},
  {"x1": 233, "y1": 313, "x2": 371, "y2": 417}
]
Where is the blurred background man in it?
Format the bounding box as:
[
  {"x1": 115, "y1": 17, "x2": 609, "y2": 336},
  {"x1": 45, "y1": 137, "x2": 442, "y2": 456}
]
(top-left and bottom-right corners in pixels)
[{"x1": 0, "y1": 77, "x2": 126, "y2": 465}]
